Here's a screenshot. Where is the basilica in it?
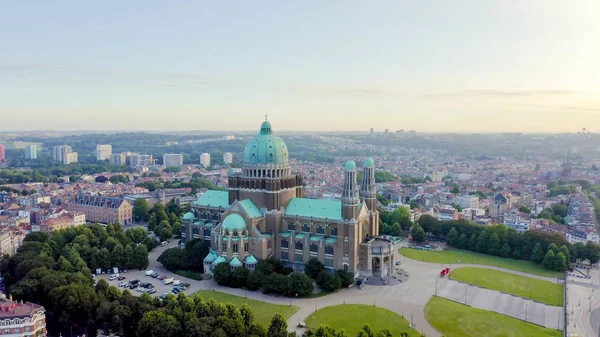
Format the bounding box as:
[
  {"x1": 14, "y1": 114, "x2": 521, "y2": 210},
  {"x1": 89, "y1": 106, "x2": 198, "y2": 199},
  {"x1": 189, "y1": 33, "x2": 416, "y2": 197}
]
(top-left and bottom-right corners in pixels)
[{"x1": 181, "y1": 120, "x2": 396, "y2": 279}]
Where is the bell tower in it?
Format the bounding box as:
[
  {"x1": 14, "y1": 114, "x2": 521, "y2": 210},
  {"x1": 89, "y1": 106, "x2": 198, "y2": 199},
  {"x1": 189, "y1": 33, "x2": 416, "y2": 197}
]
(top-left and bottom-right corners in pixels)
[
  {"x1": 360, "y1": 157, "x2": 377, "y2": 212},
  {"x1": 342, "y1": 160, "x2": 359, "y2": 220}
]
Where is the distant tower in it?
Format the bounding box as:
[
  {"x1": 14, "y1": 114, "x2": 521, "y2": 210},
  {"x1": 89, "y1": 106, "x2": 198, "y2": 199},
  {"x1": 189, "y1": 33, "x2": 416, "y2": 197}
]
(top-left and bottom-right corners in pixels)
[
  {"x1": 342, "y1": 160, "x2": 359, "y2": 220},
  {"x1": 360, "y1": 157, "x2": 377, "y2": 212}
]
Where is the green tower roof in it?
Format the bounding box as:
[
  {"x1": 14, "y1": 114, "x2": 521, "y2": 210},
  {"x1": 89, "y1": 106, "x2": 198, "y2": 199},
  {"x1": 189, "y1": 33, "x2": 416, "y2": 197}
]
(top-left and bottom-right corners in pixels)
[
  {"x1": 344, "y1": 160, "x2": 356, "y2": 171},
  {"x1": 230, "y1": 256, "x2": 242, "y2": 267},
  {"x1": 364, "y1": 157, "x2": 374, "y2": 167},
  {"x1": 243, "y1": 121, "x2": 289, "y2": 164},
  {"x1": 244, "y1": 255, "x2": 258, "y2": 264},
  {"x1": 221, "y1": 213, "x2": 246, "y2": 232}
]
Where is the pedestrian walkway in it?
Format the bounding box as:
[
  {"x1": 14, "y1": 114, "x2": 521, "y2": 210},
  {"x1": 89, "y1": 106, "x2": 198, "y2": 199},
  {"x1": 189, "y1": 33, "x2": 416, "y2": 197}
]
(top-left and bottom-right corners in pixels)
[{"x1": 437, "y1": 278, "x2": 564, "y2": 330}]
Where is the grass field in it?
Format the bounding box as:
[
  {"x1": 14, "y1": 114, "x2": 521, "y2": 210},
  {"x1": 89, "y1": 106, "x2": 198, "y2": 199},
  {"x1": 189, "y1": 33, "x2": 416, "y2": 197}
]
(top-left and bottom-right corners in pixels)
[
  {"x1": 425, "y1": 297, "x2": 563, "y2": 337},
  {"x1": 400, "y1": 247, "x2": 563, "y2": 278},
  {"x1": 194, "y1": 290, "x2": 298, "y2": 327},
  {"x1": 305, "y1": 304, "x2": 421, "y2": 336},
  {"x1": 450, "y1": 267, "x2": 564, "y2": 306}
]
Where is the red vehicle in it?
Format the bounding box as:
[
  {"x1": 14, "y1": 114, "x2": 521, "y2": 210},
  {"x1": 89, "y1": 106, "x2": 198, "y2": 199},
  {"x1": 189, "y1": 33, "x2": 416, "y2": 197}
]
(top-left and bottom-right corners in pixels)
[{"x1": 440, "y1": 268, "x2": 451, "y2": 277}]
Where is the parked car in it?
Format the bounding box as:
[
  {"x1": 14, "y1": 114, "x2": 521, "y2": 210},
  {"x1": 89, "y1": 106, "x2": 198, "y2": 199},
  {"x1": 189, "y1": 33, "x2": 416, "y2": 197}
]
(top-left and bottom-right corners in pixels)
[
  {"x1": 146, "y1": 284, "x2": 155, "y2": 289},
  {"x1": 145, "y1": 270, "x2": 154, "y2": 276},
  {"x1": 129, "y1": 284, "x2": 137, "y2": 290},
  {"x1": 158, "y1": 276, "x2": 167, "y2": 280},
  {"x1": 163, "y1": 277, "x2": 174, "y2": 285},
  {"x1": 147, "y1": 289, "x2": 156, "y2": 294},
  {"x1": 109, "y1": 274, "x2": 119, "y2": 281},
  {"x1": 160, "y1": 241, "x2": 168, "y2": 247},
  {"x1": 181, "y1": 282, "x2": 190, "y2": 288},
  {"x1": 136, "y1": 287, "x2": 146, "y2": 292},
  {"x1": 171, "y1": 288, "x2": 181, "y2": 294},
  {"x1": 117, "y1": 276, "x2": 126, "y2": 281},
  {"x1": 173, "y1": 280, "x2": 181, "y2": 286},
  {"x1": 130, "y1": 279, "x2": 140, "y2": 285},
  {"x1": 118, "y1": 281, "x2": 128, "y2": 287},
  {"x1": 159, "y1": 294, "x2": 167, "y2": 300}
]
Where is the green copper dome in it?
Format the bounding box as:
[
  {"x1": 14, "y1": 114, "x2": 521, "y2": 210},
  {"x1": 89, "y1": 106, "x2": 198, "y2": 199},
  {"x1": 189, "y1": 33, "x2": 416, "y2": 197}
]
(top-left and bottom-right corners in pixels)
[
  {"x1": 182, "y1": 212, "x2": 196, "y2": 220},
  {"x1": 243, "y1": 121, "x2": 289, "y2": 164},
  {"x1": 344, "y1": 160, "x2": 356, "y2": 171},
  {"x1": 364, "y1": 157, "x2": 374, "y2": 167},
  {"x1": 221, "y1": 213, "x2": 246, "y2": 232}
]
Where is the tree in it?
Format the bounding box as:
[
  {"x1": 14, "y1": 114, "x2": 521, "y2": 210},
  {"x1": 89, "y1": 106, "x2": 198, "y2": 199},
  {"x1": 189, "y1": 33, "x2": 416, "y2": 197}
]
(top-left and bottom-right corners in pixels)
[
  {"x1": 230, "y1": 267, "x2": 250, "y2": 288},
  {"x1": 531, "y1": 243, "x2": 544, "y2": 264},
  {"x1": 246, "y1": 270, "x2": 265, "y2": 291},
  {"x1": 447, "y1": 227, "x2": 459, "y2": 247},
  {"x1": 584, "y1": 241, "x2": 600, "y2": 264},
  {"x1": 133, "y1": 198, "x2": 150, "y2": 222},
  {"x1": 500, "y1": 242, "x2": 511, "y2": 258},
  {"x1": 213, "y1": 262, "x2": 232, "y2": 286},
  {"x1": 559, "y1": 245, "x2": 571, "y2": 265},
  {"x1": 289, "y1": 273, "x2": 314, "y2": 297},
  {"x1": 468, "y1": 234, "x2": 477, "y2": 251},
  {"x1": 24, "y1": 231, "x2": 49, "y2": 243},
  {"x1": 547, "y1": 243, "x2": 559, "y2": 254},
  {"x1": 488, "y1": 233, "x2": 501, "y2": 256},
  {"x1": 268, "y1": 314, "x2": 288, "y2": 337},
  {"x1": 132, "y1": 244, "x2": 149, "y2": 269},
  {"x1": 305, "y1": 258, "x2": 325, "y2": 279},
  {"x1": 475, "y1": 231, "x2": 488, "y2": 253},
  {"x1": 542, "y1": 250, "x2": 555, "y2": 269},
  {"x1": 411, "y1": 224, "x2": 426, "y2": 243},
  {"x1": 137, "y1": 311, "x2": 182, "y2": 337},
  {"x1": 334, "y1": 269, "x2": 354, "y2": 288},
  {"x1": 172, "y1": 222, "x2": 182, "y2": 238},
  {"x1": 416, "y1": 214, "x2": 437, "y2": 234},
  {"x1": 111, "y1": 244, "x2": 126, "y2": 269},
  {"x1": 458, "y1": 233, "x2": 468, "y2": 250},
  {"x1": 555, "y1": 252, "x2": 567, "y2": 272},
  {"x1": 317, "y1": 270, "x2": 342, "y2": 292},
  {"x1": 518, "y1": 206, "x2": 531, "y2": 214}
]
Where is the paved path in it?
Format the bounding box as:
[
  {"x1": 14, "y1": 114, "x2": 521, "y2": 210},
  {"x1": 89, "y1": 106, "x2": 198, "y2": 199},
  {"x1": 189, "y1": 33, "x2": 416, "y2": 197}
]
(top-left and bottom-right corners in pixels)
[
  {"x1": 437, "y1": 278, "x2": 564, "y2": 330},
  {"x1": 568, "y1": 267, "x2": 600, "y2": 337}
]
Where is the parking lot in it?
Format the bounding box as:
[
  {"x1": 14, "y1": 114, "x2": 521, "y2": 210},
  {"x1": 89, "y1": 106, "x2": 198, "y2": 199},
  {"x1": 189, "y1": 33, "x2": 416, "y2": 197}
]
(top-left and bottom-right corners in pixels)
[{"x1": 94, "y1": 243, "x2": 208, "y2": 299}]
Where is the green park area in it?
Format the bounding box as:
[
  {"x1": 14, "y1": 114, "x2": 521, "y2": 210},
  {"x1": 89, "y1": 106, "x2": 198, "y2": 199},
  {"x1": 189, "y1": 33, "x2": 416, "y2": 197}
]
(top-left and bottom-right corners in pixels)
[
  {"x1": 305, "y1": 304, "x2": 422, "y2": 336},
  {"x1": 450, "y1": 267, "x2": 564, "y2": 306},
  {"x1": 425, "y1": 297, "x2": 563, "y2": 337},
  {"x1": 195, "y1": 290, "x2": 298, "y2": 327},
  {"x1": 400, "y1": 247, "x2": 562, "y2": 278}
]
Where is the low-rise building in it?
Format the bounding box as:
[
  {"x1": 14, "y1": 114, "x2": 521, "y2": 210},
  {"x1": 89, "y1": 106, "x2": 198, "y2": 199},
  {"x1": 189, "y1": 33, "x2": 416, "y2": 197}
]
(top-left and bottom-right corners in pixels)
[
  {"x1": 566, "y1": 230, "x2": 600, "y2": 245},
  {"x1": 66, "y1": 195, "x2": 132, "y2": 225},
  {"x1": 0, "y1": 294, "x2": 46, "y2": 336}
]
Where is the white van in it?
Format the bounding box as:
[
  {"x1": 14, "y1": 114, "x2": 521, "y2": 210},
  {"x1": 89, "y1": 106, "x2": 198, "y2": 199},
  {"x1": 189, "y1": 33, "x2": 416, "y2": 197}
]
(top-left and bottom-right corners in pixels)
[
  {"x1": 145, "y1": 270, "x2": 154, "y2": 276},
  {"x1": 109, "y1": 274, "x2": 119, "y2": 281},
  {"x1": 173, "y1": 279, "x2": 181, "y2": 286}
]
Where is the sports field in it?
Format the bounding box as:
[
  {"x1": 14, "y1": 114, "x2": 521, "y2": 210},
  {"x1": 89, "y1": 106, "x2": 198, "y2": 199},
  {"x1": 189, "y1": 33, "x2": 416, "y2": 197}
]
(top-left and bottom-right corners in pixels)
[
  {"x1": 195, "y1": 290, "x2": 298, "y2": 327},
  {"x1": 450, "y1": 267, "x2": 564, "y2": 306},
  {"x1": 305, "y1": 304, "x2": 421, "y2": 336},
  {"x1": 400, "y1": 247, "x2": 562, "y2": 278},
  {"x1": 424, "y1": 297, "x2": 563, "y2": 337}
]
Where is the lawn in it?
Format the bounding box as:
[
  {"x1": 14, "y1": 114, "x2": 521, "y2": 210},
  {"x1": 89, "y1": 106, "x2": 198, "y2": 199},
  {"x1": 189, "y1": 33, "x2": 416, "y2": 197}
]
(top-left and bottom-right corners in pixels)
[
  {"x1": 400, "y1": 247, "x2": 562, "y2": 278},
  {"x1": 425, "y1": 297, "x2": 563, "y2": 337},
  {"x1": 305, "y1": 304, "x2": 421, "y2": 336},
  {"x1": 450, "y1": 267, "x2": 564, "y2": 306},
  {"x1": 194, "y1": 290, "x2": 298, "y2": 327}
]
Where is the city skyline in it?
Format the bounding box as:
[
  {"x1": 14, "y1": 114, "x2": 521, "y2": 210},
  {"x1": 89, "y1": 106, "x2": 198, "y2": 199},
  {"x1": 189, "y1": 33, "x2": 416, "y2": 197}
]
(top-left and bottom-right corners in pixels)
[{"x1": 2, "y1": 1, "x2": 599, "y2": 132}]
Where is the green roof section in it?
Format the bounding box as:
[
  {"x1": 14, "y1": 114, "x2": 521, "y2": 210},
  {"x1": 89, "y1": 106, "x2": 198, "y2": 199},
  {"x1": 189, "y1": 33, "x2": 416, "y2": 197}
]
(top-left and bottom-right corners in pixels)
[
  {"x1": 243, "y1": 121, "x2": 289, "y2": 164},
  {"x1": 310, "y1": 235, "x2": 323, "y2": 242},
  {"x1": 244, "y1": 255, "x2": 258, "y2": 264},
  {"x1": 279, "y1": 232, "x2": 292, "y2": 238},
  {"x1": 222, "y1": 213, "x2": 247, "y2": 232},
  {"x1": 213, "y1": 256, "x2": 227, "y2": 265},
  {"x1": 364, "y1": 157, "x2": 374, "y2": 167},
  {"x1": 295, "y1": 233, "x2": 307, "y2": 240},
  {"x1": 262, "y1": 233, "x2": 272, "y2": 238},
  {"x1": 344, "y1": 160, "x2": 356, "y2": 171},
  {"x1": 232, "y1": 237, "x2": 240, "y2": 242},
  {"x1": 204, "y1": 250, "x2": 218, "y2": 262},
  {"x1": 182, "y1": 212, "x2": 196, "y2": 220},
  {"x1": 239, "y1": 199, "x2": 263, "y2": 218},
  {"x1": 284, "y1": 198, "x2": 342, "y2": 220},
  {"x1": 194, "y1": 190, "x2": 229, "y2": 208},
  {"x1": 325, "y1": 237, "x2": 338, "y2": 244},
  {"x1": 230, "y1": 256, "x2": 242, "y2": 267}
]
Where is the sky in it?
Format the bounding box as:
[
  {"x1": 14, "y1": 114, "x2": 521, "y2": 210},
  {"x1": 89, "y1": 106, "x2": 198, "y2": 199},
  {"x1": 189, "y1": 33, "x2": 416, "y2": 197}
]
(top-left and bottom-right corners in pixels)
[{"x1": 1, "y1": 1, "x2": 600, "y2": 133}]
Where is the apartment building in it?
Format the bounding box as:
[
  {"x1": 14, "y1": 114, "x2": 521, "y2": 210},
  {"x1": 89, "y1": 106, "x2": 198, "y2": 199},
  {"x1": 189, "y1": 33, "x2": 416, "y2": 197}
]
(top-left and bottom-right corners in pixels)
[
  {"x1": 110, "y1": 153, "x2": 127, "y2": 166},
  {"x1": 200, "y1": 153, "x2": 210, "y2": 168},
  {"x1": 24, "y1": 145, "x2": 37, "y2": 160},
  {"x1": 223, "y1": 152, "x2": 233, "y2": 164},
  {"x1": 0, "y1": 294, "x2": 46, "y2": 337},
  {"x1": 163, "y1": 154, "x2": 184, "y2": 167},
  {"x1": 96, "y1": 144, "x2": 112, "y2": 161},
  {"x1": 66, "y1": 195, "x2": 133, "y2": 225}
]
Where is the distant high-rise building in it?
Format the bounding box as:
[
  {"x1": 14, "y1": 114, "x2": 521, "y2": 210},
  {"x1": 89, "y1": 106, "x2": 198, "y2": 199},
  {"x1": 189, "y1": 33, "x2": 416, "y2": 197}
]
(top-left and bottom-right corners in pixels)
[
  {"x1": 200, "y1": 153, "x2": 210, "y2": 168},
  {"x1": 396, "y1": 129, "x2": 405, "y2": 138},
  {"x1": 223, "y1": 152, "x2": 233, "y2": 164},
  {"x1": 0, "y1": 144, "x2": 5, "y2": 163},
  {"x1": 408, "y1": 130, "x2": 417, "y2": 137},
  {"x1": 96, "y1": 144, "x2": 112, "y2": 161},
  {"x1": 65, "y1": 152, "x2": 78, "y2": 164},
  {"x1": 54, "y1": 145, "x2": 75, "y2": 164},
  {"x1": 25, "y1": 145, "x2": 37, "y2": 159},
  {"x1": 130, "y1": 153, "x2": 154, "y2": 167},
  {"x1": 110, "y1": 153, "x2": 127, "y2": 166},
  {"x1": 384, "y1": 129, "x2": 389, "y2": 137},
  {"x1": 163, "y1": 154, "x2": 184, "y2": 167}
]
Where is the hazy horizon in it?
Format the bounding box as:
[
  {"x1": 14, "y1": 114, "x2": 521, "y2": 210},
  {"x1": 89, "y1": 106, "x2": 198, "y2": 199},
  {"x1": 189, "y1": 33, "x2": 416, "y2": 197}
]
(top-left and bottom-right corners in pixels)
[{"x1": 2, "y1": 1, "x2": 599, "y2": 133}]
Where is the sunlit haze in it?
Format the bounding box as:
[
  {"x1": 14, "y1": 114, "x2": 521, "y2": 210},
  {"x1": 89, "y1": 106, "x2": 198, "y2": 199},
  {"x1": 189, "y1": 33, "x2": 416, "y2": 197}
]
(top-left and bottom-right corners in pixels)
[{"x1": 2, "y1": 1, "x2": 599, "y2": 133}]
